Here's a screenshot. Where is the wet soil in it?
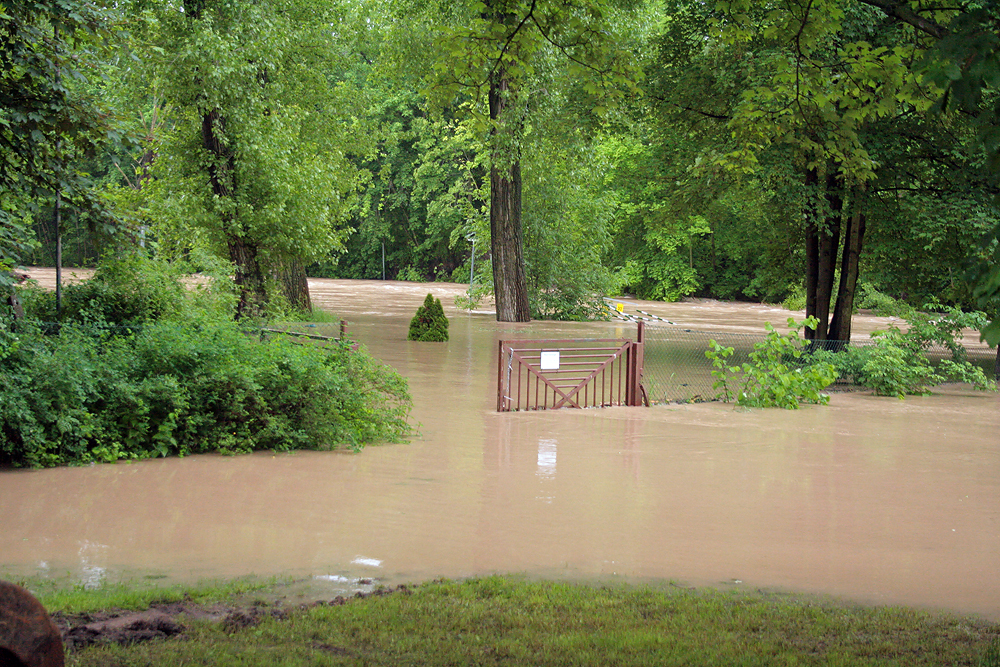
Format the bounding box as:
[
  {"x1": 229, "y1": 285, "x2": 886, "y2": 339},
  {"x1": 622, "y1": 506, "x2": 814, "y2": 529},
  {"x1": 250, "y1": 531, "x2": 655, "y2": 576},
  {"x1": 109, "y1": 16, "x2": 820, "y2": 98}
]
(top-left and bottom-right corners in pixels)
[
  {"x1": 53, "y1": 584, "x2": 412, "y2": 649},
  {"x1": 5, "y1": 268, "x2": 1000, "y2": 622}
]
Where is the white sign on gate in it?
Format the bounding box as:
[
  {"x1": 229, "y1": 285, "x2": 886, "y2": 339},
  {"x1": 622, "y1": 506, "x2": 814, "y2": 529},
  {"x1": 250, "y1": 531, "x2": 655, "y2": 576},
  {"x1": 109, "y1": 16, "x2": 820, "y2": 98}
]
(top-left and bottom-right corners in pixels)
[{"x1": 539, "y1": 350, "x2": 560, "y2": 371}]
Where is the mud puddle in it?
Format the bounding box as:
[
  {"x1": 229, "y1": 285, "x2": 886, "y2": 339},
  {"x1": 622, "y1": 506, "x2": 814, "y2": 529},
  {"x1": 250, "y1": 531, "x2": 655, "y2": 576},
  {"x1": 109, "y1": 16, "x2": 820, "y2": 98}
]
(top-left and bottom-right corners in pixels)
[{"x1": 3, "y1": 272, "x2": 999, "y2": 620}]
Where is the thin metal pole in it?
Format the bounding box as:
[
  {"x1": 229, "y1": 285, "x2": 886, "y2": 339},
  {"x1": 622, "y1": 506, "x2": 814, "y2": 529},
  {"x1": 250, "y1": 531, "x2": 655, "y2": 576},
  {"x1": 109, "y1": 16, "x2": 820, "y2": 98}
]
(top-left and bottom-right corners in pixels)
[
  {"x1": 54, "y1": 25, "x2": 62, "y2": 320},
  {"x1": 381, "y1": 242, "x2": 385, "y2": 280},
  {"x1": 55, "y1": 189, "x2": 62, "y2": 319}
]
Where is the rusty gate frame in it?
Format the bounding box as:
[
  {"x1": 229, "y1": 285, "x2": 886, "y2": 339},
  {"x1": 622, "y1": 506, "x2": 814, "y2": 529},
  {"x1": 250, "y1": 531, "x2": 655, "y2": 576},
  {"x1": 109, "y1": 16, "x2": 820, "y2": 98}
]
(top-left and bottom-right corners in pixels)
[{"x1": 497, "y1": 322, "x2": 646, "y2": 411}]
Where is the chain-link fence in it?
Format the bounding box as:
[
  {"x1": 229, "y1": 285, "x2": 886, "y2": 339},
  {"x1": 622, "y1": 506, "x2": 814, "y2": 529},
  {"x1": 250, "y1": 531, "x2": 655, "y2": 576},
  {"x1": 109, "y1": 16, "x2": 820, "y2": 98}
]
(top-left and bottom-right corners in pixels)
[{"x1": 639, "y1": 323, "x2": 999, "y2": 405}]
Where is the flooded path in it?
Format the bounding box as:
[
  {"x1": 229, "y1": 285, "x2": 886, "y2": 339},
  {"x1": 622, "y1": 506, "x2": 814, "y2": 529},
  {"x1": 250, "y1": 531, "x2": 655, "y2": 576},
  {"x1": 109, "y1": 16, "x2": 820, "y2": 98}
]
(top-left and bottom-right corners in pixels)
[{"x1": 2, "y1": 274, "x2": 999, "y2": 620}]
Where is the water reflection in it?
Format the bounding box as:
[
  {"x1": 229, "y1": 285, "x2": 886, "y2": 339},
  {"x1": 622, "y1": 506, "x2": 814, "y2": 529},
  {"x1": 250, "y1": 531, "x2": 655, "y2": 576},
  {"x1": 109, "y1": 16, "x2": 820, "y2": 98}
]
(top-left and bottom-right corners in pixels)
[
  {"x1": 536, "y1": 438, "x2": 557, "y2": 479},
  {"x1": 1, "y1": 278, "x2": 998, "y2": 621}
]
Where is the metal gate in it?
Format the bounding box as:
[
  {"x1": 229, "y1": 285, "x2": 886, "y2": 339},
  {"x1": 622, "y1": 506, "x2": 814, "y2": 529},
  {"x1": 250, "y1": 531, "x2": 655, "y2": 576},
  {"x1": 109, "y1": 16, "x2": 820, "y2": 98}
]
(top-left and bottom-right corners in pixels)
[{"x1": 497, "y1": 323, "x2": 645, "y2": 411}]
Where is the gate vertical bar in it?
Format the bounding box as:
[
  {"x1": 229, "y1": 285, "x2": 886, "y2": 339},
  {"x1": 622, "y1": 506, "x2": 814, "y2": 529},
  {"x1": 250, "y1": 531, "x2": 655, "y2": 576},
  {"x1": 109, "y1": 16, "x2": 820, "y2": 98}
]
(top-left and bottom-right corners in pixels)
[
  {"x1": 497, "y1": 341, "x2": 503, "y2": 411},
  {"x1": 635, "y1": 321, "x2": 645, "y2": 406}
]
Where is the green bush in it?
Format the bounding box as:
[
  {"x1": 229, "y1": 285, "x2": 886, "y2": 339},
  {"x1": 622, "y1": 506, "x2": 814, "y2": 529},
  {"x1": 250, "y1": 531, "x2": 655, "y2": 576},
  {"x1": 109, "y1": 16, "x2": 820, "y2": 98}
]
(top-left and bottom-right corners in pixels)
[
  {"x1": 408, "y1": 293, "x2": 449, "y2": 341},
  {"x1": 19, "y1": 255, "x2": 235, "y2": 327},
  {"x1": 706, "y1": 317, "x2": 838, "y2": 409},
  {"x1": 0, "y1": 321, "x2": 413, "y2": 467},
  {"x1": 808, "y1": 332, "x2": 994, "y2": 399},
  {"x1": 1, "y1": 257, "x2": 413, "y2": 468},
  {"x1": 804, "y1": 307, "x2": 996, "y2": 397}
]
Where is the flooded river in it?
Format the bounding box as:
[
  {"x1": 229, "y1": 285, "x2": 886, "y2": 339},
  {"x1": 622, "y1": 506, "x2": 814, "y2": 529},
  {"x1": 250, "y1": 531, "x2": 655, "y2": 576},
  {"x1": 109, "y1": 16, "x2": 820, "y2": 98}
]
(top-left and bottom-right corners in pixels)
[{"x1": 2, "y1": 274, "x2": 999, "y2": 620}]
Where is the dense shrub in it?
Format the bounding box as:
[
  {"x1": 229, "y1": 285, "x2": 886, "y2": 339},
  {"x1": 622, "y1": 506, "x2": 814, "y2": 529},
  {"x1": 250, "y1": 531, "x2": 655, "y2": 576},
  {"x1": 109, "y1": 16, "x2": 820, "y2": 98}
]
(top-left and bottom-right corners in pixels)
[
  {"x1": 807, "y1": 323, "x2": 995, "y2": 398},
  {"x1": 799, "y1": 291, "x2": 997, "y2": 397},
  {"x1": 0, "y1": 321, "x2": 412, "y2": 467},
  {"x1": 2, "y1": 257, "x2": 412, "y2": 468},
  {"x1": 408, "y1": 293, "x2": 449, "y2": 341},
  {"x1": 19, "y1": 255, "x2": 235, "y2": 326}
]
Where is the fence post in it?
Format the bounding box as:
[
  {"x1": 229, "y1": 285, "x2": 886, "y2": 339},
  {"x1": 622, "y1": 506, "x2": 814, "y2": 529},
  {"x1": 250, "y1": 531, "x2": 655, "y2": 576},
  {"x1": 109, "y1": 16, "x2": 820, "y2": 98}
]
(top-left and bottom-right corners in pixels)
[
  {"x1": 497, "y1": 340, "x2": 504, "y2": 411},
  {"x1": 635, "y1": 321, "x2": 645, "y2": 406}
]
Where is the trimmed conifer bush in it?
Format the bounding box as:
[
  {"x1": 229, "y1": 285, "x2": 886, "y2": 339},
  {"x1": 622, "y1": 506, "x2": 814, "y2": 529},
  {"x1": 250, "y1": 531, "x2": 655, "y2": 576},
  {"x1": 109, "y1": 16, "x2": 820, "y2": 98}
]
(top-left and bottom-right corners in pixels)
[{"x1": 408, "y1": 294, "x2": 449, "y2": 342}]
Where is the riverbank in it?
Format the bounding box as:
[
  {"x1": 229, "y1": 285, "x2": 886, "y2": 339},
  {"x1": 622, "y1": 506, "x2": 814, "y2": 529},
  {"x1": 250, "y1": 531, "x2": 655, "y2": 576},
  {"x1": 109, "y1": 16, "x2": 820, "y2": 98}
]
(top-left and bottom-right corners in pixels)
[{"x1": 35, "y1": 576, "x2": 1000, "y2": 666}]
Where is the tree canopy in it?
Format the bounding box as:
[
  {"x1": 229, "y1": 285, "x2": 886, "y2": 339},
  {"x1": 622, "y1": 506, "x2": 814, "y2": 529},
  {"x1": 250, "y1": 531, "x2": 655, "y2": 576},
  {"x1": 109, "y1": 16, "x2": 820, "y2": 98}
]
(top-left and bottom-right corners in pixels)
[
  {"x1": 1, "y1": 0, "x2": 121, "y2": 285},
  {"x1": 4, "y1": 0, "x2": 999, "y2": 351}
]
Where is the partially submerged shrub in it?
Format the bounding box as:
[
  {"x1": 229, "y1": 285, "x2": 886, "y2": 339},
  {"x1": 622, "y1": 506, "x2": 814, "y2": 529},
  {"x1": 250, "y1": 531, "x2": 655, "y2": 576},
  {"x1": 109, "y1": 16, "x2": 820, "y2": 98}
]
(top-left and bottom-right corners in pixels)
[
  {"x1": 408, "y1": 294, "x2": 449, "y2": 342},
  {"x1": 1, "y1": 257, "x2": 413, "y2": 468},
  {"x1": 0, "y1": 321, "x2": 412, "y2": 467},
  {"x1": 19, "y1": 255, "x2": 234, "y2": 327},
  {"x1": 806, "y1": 313, "x2": 996, "y2": 398},
  {"x1": 706, "y1": 317, "x2": 838, "y2": 409}
]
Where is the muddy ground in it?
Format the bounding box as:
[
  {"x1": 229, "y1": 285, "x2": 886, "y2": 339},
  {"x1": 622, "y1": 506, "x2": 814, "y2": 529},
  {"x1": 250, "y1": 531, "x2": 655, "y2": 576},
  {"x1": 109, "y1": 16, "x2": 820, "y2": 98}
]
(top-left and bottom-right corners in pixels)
[{"x1": 54, "y1": 584, "x2": 410, "y2": 651}]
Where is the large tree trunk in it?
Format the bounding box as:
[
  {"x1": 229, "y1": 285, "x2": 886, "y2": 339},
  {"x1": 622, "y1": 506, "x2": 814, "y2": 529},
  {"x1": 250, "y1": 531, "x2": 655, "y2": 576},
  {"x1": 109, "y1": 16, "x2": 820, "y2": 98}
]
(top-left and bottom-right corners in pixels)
[
  {"x1": 805, "y1": 168, "x2": 844, "y2": 342},
  {"x1": 488, "y1": 57, "x2": 530, "y2": 322},
  {"x1": 202, "y1": 109, "x2": 267, "y2": 318},
  {"x1": 829, "y1": 183, "x2": 867, "y2": 343},
  {"x1": 274, "y1": 256, "x2": 312, "y2": 313},
  {"x1": 227, "y1": 235, "x2": 267, "y2": 318},
  {"x1": 816, "y1": 172, "x2": 843, "y2": 340}
]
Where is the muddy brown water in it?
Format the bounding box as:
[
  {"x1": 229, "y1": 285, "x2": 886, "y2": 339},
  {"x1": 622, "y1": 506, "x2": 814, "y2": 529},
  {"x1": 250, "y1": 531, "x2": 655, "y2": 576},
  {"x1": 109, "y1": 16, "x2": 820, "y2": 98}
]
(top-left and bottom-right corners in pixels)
[{"x1": 3, "y1": 271, "x2": 1000, "y2": 619}]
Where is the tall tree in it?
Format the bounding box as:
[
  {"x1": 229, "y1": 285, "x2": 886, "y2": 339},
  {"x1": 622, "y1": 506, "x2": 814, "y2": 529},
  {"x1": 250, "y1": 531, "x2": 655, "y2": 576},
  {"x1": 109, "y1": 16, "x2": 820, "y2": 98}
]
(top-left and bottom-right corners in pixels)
[
  {"x1": 422, "y1": 0, "x2": 639, "y2": 321},
  {"x1": 711, "y1": 0, "x2": 968, "y2": 342},
  {"x1": 129, "y1": 0, "x2": 365, "y2": 317},
  {"x1": 1, "y1": 0, "x2": 119, "y2": 310},
  {"x1": 853, "y1": 1, "x2": 1000, "y2": 346}
]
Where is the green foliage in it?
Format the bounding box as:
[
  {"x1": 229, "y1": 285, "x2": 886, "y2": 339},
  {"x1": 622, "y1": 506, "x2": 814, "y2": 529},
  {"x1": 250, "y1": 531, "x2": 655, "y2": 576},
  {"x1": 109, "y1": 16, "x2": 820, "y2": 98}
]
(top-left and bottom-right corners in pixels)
[
  {"x1": 0, "y1": 0, "x2": 123, "y2": 252},
  {"x1": 807, "y1": 308, "x2": 997, "y2": 398},
  {"x1": 408, "y1": 293, "x2": 449, "y2": 342},
  {"x1": 599, "y1": 135, "x2": 710, "y2": 302},
  {"x1": 332, "y1": 95, "x2": 486, "y2": 283},
  {"x1": 20, "y1": 256, "x2": 235, "y2": 327},
  {"x1": 521, "y1": 132, "x2": 616, "y2": 320},
  {"x1": 1, "y1": 261, "x2": 412, "y2": 467},
  {"x1": 454, "y1": 278, "x2": 493, "y2": 311},
  {"x1": 706, "y1": 317, "x2": 838, "y2": 409},
  {"x1": 119, "y1": 0, "x2": 368, "y2": 315},
  {"x1": 841, "y1": 337, "x2": 939, "y2": 399},
  {"x1": 396, "y1": 265, "x2": 426, "y2": 282},
  {"x1": 61, "y1": 257, "x2": 182, "y2": 326},
  {"x1": 0, "y1": 321, "x2": 412, "y2": 467}
]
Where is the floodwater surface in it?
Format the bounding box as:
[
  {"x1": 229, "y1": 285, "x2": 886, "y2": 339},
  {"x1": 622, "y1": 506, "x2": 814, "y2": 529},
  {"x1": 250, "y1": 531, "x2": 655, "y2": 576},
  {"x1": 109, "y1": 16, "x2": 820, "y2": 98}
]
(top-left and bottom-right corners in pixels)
[{"x1": 2, "y1": 274, "x2": 999, "y2": 620}]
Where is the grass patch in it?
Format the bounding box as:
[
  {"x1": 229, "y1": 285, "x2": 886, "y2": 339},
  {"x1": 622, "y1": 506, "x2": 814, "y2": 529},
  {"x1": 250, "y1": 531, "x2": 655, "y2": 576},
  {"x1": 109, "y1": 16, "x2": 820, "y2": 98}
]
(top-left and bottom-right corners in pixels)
[
  {"x1": 57, "y1": 576, "x2": 1000, "y2": 666},
  {"x1": 15, "y1": 575, "x2": 287, "y2": 615}
]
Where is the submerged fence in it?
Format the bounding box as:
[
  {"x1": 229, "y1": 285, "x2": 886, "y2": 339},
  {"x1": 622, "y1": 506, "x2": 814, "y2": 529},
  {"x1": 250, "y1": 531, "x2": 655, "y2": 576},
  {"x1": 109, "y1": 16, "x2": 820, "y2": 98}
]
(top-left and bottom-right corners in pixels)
[
  {"x1": 638, "y1": 324, "x2": 999, "y2": 405},
  {"x1": 497, "y1": 337, "x2": 644, "y2": 411}
]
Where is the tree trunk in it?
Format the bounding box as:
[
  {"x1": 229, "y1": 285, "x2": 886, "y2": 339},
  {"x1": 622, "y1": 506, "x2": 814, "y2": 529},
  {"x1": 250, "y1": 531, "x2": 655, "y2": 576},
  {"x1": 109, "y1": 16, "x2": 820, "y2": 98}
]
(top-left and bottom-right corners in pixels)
[
  {"x1": 5, "y1": 284, "x2": 24, "y2": 325},
  {"x1": 275, "y1": 256, "x2": 312, "y2": 313},
  {"x1": 829, "y1": 183, "x2": 867, "y2": 343},
  {"x1": 488, "y1": 56, "x2": 530, "y2": 322},
  {"x1": 804, "y1": 168, "x2": 819, "y2": 341},
  {"x1": 227, "y1": 235, "x2": 268, "y2": 318},
  {"x1": 202, "y1": 109, "x2": 267, "y2": 318},
  {"x1": 805, "y1": 168, "x2": 849, "y2": 343},
  {"x1": 814, "y1": 172, "x2": 843, "y2": 341}
]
